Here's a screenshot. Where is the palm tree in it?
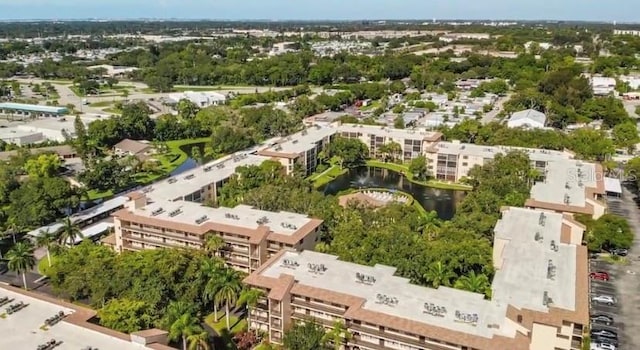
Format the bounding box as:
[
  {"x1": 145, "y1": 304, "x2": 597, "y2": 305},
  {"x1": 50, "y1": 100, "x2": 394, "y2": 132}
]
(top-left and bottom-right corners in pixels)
[
  {"x1": 454, "y1": 271, "x2": 491, "y2": 296},
  {"x1": 6, "y1": 241, "x2": 36, "y2": 290},
  {"x1": 322, "y1": 320, "x2": 352, "y2": 350},
  {"x1": 186, "y1": 331, "x2": 210, "y2": 350},
  {"x1": 202, "y1": 259, "x2": 225, "y2": 321},
  {"x1": 160, "y1": 301, "x2": 197, "y2": 330},
  {"x1": 215, "y1": 269, "x2": 242, "y2": 330},
  {"x1": 237, "y1": 288, "x2": 264, "y2": 325},
  {"x1": 4, "y1": 218, "x2": 22, "y2": 243},
  {"x1": 169, "y1": 313, "x2": 204, "y2": 350},
  {"x1": 424, "y1": 261, "x2": 456, "y2": 288},
  {"x1": 57, "y1": 217, "x2": 83, "y2": 246},
  {"x1": 36, "y1": 229, "x2": 58, "y2": 267},
  {"x1": 204, "y1": 234, "x2": 225, "y2": 257}
]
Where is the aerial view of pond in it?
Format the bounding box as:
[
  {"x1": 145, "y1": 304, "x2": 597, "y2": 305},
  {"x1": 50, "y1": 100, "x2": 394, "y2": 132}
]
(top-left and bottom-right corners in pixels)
[
  {"x1": 320, "y1": 167, "x2": 466, "y2": 220},
  {"x1": 171, "y1": 142, "x2": 213, "y2": 176}
]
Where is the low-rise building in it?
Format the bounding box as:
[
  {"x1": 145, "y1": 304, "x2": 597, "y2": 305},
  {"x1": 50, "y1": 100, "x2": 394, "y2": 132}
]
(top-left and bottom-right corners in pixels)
[
  {"x1": 590, "y1": 76, "x2": 616, "y2": 96},
  {"x1": 0, "y1": 102, "x2": 68, "y2": 118},
  {"x1": 507, "y1": 109, "x2": 547, "y2": 129},
  {"x1": 113, "y1": 138, "x2": 154, "y2": 160},
  {"x1": 167, "y1": 91, "x2": 227, "y2": 107},
  {"x1": 258, "y1": 125, "x2": 335, "y2": 176},
  {"x1": 243, "y1": 207, "x2": 588, "y2": 350},
  {"x1": 112, "y1": 193, "x2": 323, "y2": 273}
]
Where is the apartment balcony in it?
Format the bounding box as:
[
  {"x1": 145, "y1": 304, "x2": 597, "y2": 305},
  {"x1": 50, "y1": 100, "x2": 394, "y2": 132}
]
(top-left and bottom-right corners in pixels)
[
  {"x1": 122, "y1": 233, "x2": 178, "y2": 249},
  {"x1": 573, "y1": 327, "x2": 583, "y2": 337},
  {"x1": 250, "y1": 314, "x2": 269, "y2": 324},
  {"x1": 291, "y1": 299, "x2": 346, "y2": 316},
  {"x1": 291, "y1": 312, "x2": 335, "y2": 327},
  {"x1": 571, "y1": 339, "x2": 582, "y2": 349},
  {"x1": 349, "y1": 323, "x2": 449, "y2": 350},
  {"x1": 124, "y1": 227, "x2": 202, "y2": 245}
]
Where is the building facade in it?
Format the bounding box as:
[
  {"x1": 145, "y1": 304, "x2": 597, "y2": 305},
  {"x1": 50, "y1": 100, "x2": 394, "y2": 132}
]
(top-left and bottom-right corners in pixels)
[
  {"x1": 244, "y1": 207, "x2": 588, "y2": 350},
  {"x1": 112, "y1": 193, "x2": 323, "y2": 273}
]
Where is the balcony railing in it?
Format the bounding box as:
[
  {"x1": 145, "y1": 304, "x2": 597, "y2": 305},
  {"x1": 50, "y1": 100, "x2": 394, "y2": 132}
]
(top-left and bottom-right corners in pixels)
[
  {"x1": 349, "y1": 323, "x2": 450, "y2": 350},
  {"x1": 290, "y1": 299, "x2": 346, "y2": 316}
]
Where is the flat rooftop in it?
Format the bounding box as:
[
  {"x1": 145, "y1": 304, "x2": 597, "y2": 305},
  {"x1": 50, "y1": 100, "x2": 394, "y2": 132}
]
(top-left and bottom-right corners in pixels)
[
  {"x1": 261, "y1": 250, "x2": 511, "y2": 339},
  {"x1": 129, "y1": 200, "x2": 315, "y2": 237},
  {"x1": 492, "y1": 208, "x2": 577, "y2": 313},
  {"x1": 529, "y1": 160, "x2": 598, "y2": 208},
  {"x1": 336, "y1": 123, "x2": 442, "y2": 141},
  {"x1": 0, "y1": 127, "x2": 41, "y2": 139},
  {"x1": 433, "y1": 142, "x2": 573, "y2": 161},
  {"x1": 148, "y1": 153, "x2": 270, "y2": 201},
  {"x1": 0, "y1": 102, "x2": 68, "y2": 114},
  {"x1": 260, "y1": 125, "x2": 336, "y2": 156},
  {"x1": 0, "y1": 286, "x2": 153, "y2": 350}
]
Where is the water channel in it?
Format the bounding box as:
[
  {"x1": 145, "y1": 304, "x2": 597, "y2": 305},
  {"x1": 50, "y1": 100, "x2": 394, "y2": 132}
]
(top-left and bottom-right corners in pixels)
[{"x1": 320, "y1": 167, "x2": 466, "y2": 220}]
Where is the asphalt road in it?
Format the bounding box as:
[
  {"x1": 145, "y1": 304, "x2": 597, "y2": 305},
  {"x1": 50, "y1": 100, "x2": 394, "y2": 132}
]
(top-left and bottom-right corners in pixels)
[{"x1": 481, "y1": 93, "x2": 510, "y2": 124}]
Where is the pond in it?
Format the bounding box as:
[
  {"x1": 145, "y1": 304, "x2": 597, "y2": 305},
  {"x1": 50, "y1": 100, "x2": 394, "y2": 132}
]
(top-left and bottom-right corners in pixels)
[
  {"x1": 320, "y1": 167, "x2": 466, "y2": 220},
  {"x1": 170, "y1": 142, "x2": 214, "y2": 176}
]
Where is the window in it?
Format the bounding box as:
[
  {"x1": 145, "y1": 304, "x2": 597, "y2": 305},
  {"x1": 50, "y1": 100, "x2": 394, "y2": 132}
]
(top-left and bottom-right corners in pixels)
[
  {"x1": 517, "y1": 315, "x2": 523, "y2": 323},
  {"x1": 463, "y1": 155, "x2": 468, "y2": 160},
  {"x1": 462, "y1": 162, "x2": 468, "y2": 166}
]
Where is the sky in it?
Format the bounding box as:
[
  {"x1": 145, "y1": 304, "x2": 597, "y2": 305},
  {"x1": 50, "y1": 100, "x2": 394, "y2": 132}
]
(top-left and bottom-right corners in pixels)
[{"x1": 0, "y1": 0, "x2": 638, "y2": 22}]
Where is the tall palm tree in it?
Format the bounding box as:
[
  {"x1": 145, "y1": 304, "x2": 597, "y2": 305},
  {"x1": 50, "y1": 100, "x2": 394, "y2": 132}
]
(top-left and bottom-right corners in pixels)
[
  {"x1": 4, "y1": 218, "x2": 22, "y2": 243},
  {"x1": 36, "y1": 229, "x2": 58, "y2": 267},
  {"x1": 169, "y1": 313, "x2": 204, "y2": 350},
  {"x1": 454, "y1": 271, "x2": 491, "y2": 296},
  {"x1": 202, "y1": 259, "x2": 225, "y2": 321},
  {"x1": 215, "y1": 269, "x2": 242, "y2": 330},
  {"x1": 160, "y1": 301, "x2": 197, "y2": 330},
  {"x1": 424, "y1": 261, "x2": 456, "y2": 288},
  {"x1": 237, "y1": 288, "x2": 264, "y2": 325},
  {"x1": 204, "y1": 234, "x2": 225, "y2": 257},
  {"x1": 186, "y1": 331, "x2": 210, "y2": 350},
  {"x1": 322, "y1": 320, "x2": 352, "y2": 350},
  {"x1": 6, "y1": 241, "x2": 36, "y2": 290},
  {"x1": 57, "y1": 217, "x2": 83, "y2": 246}
]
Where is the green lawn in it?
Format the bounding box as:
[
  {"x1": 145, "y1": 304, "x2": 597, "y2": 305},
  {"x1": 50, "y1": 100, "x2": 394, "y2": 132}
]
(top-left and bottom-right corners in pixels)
[
  {"x1": 308, "y1": 165, "x2": 347, "y2": 188},
  {"x1": 89, "y1": 101, "x2": 114, "y2": 108},
  {"x1": 38, "y1": 256, "x2": 58, "y2": 276},
  {"x1": 359, "y1": 100, "x2": 381, "y2": 111},
  {"x1": 103, "y1": 107, "x2": 122, "y2": 115},
  {"x1": 87, "y1": 189, "x2": 114, "y2": 201},
  {"x1": 204, "y1": 312, "x2": 247, "y2": 335}
]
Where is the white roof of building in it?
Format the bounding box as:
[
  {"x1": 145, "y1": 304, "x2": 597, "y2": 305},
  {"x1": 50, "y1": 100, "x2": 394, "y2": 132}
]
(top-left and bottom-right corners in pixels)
[
  {"x1": 133, "y1": 201, "x2": 312, "y2": 236},
  {"x1": 508, "y1": 109, "x2": 546, "y2": 125},
  {"x1": 262, "y1": 250, "x2": 512, "y2": 339},
  {"x1": 492, "y1": 208, "x2": 576, "y2": 313},
  {"x1": 262, "y1": 125, "x2": 336, "y2": 155},
  {"x1": 604, "y1": 177, "x2": 622, "y2": 194},
  {"x1": 148, "y1": 153, "x2": 270, "y2": 201},
  {"x1": 336, "y1": 123, "x2": 441, "y2": 141},
  {"x1": 434, "y1": 142, "x2": 574, "y2": 162},
  {"x1": 77, "y1": 222, "x2": 114, "y2": 243},
  {"x1": 591, "y1": 76, "x2": 616, "y2": 87},
  {"x1": 0, "y1": 287, "x2": 154, "y2": 350},
  {"x1": 530, "y1": 160, "x2": 598, "y2": 207},
  {"x1": 168, "y1": 91, "x2": 226, "y2": 104},
  {"x1": 0, "y1": 127, "x2": 41, "y2": 140}
]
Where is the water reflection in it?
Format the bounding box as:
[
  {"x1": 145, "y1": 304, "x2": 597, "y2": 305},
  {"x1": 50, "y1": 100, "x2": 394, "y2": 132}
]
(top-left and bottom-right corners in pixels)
[{"x1": 320, "y1": 167, "x2": 465, "y2": 220}]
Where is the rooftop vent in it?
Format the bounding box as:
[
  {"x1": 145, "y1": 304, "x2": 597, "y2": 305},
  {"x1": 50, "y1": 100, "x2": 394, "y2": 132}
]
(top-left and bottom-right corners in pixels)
[
  {"x1": 301, "y1": 130, "x2": 308, "y2": 136},
  {"x1": 547, "y1": 259, "x2": 556, "y2": 280},
  {"x1": 355, "y1": 272, "x2": 376, "y2": 285},
  {"x1": 224, "y1": 213, "x2": 240, "y2": 220},
  {"x1": 169, "y1": 208, "x2": 182, "y2": 217},
  {"x1": 578, "y1": 180, "x2": 583, "y2": 187},
  {"x1": 576, "y1": 161, "x2": 583, "y2": 167},
  {"x1": 534, "y1": 231, "x2": 543, "y2": 242},
  {"x1": 454, "y1": 311, "x2": 478, "y2": 325},
  {"x1": 184, "y1": 174, "x2": 195, "y2": 180},
  {"x1": 281, "y1": 222, "x2": 298, "y2": 230},
  {"x1": 542, "y1": 291, "x2": 552, "y2": 306},
  {"x1": 307, "y1": 263, "x2": 327, "y2": 274},
  {"x1": 195, "y1": 215, "x2": 209, "y2": 225},
  {"x1": 204, "y1": 165, "x2": 214, "y2": 172},
  {"x1": 256, "y1": 216, "x2": 270, "y2": 225},
  {"x1": 168, "y1": 178, "x2": 177, "y2": 184},
  {"x1": 376, "y1": 293, "x2": 399, "y2": 307},
  {"x1": 282, "y1": 259, "x2": 299, "y2": 269},
  {"x1": 565, "y1": 181, "x2": 571, "y2": 189},
  {"x1": 423, "y1": 302, "x2": 447, "y2": 317},
  {"x1": 216, "y1": 163, "x2": 225, "y2": 169},
  {"x1": 538, "y1": 212, "x2": 546, "y2": 226},
  {"x1": 151, "y1": 208, "x2": 164, "y2": 216},
  {"x1": 550, "y1": 240, "x2": 558, "y2": 252},
  {"x1": 564, "y1": 194, "x2": 571, "y2": 205}
]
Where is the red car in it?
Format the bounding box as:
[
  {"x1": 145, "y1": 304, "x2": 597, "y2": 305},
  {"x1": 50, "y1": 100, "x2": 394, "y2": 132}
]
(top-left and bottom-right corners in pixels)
[{"x1": 590, "y1": 271, "x2": 610, "y2": 281}]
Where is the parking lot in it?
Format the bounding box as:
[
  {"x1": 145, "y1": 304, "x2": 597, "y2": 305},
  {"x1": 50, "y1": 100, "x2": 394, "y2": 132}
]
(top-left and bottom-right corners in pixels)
[{"x1": 588, "y1": 189, "x2": 640, "y2": 350}]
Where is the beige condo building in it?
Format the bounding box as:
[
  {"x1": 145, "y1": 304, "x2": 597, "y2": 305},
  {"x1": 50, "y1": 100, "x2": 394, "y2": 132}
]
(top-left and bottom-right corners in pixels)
[
  {"x1": 243, "y1": 207, "x2": 589, "y2": 350},
  {"x1": 112, "y1": 193, "x2": 323, "y2": 273}
]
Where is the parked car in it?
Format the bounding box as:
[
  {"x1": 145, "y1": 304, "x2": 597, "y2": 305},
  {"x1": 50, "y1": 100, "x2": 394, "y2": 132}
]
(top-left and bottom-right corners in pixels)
[
  {"x1": 593, "y1": 343, "x2": 617, "y2": 350},
  {"x1": 591, "y1": 328, "x2": 618, "y2": 339},
  {"x1": 590, "y1": 271, "x2": 610, "y2": 281},
  {"x1": 592, "y1": 335, "x2": 618, "y2": 347},
  {"x1": 591, "y1": 295, "x2": 616, "y2": 306},
  {"x1": 609, "y1": 248, "x2": 628, "y2": 256},
  {"x1": 591, "y1": 314, "x2": 614, "y2": 326}
]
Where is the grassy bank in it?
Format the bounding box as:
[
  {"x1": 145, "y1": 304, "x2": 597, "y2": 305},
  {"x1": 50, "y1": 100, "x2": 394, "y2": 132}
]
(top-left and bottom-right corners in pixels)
[
  {"x1": 365, "y1": 160, "x2": 472, "y2": 191},
  {"x1": 204, "y1": 312, "x2": 247, "y2": 334},
  {"x1": 309, "y1": 165, "x2": 347, "y2": 188}
]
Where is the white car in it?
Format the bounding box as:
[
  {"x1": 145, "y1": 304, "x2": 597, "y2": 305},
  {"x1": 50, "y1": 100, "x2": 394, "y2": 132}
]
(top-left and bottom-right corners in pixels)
[
  {"x1": 591, "y1": 295, "x2": 616, "y2": 305},
  {"x1": 591, "y1": 343, "x2": 617, "y2": 350}
]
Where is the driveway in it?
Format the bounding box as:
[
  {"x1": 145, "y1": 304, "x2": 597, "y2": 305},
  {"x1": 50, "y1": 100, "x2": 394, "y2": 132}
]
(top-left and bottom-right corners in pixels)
[{"x1": 481, "y1": 93, "x2": 510, "y2": 124}]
